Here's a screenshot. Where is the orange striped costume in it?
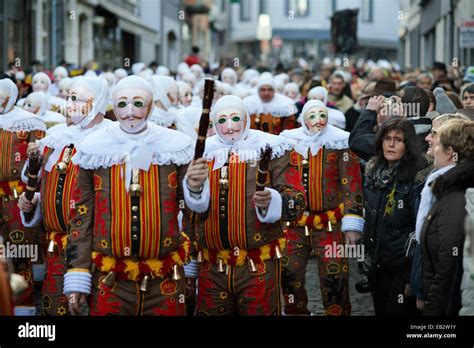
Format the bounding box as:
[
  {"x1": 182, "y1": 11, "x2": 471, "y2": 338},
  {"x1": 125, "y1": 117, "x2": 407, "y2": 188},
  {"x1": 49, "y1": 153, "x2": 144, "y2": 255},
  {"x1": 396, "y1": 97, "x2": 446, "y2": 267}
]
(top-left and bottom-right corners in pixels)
[
  {"x1": 64, "y1": 122, "x2": 196, "y2": 315},
  {"x1": 281, "y1": 147, "x2": 364, "y2": 315},
  {"x1": 192, "y1": 150, "x2": 305, "y2": 316}
]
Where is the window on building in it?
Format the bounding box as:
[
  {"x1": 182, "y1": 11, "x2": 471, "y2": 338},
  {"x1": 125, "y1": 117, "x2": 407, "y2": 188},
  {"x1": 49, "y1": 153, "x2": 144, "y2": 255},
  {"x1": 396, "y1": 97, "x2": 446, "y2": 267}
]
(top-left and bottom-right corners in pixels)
[
  {"x1": 240, "y1": 0, "x2": 251, "y2": 21},
  {"x1": 221, "y1": 0, "x2": 226, "y2": 12},
  {"x1": 287, "y1": 0, "x2": 309, "y2": 17},
  {"x1": 361, "y1": 0, "x2": 373, "y2": 23}
]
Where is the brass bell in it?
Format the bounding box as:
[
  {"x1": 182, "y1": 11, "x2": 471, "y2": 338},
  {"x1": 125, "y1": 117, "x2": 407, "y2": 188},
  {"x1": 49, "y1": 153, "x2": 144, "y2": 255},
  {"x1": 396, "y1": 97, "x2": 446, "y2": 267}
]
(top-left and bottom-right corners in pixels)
[
  {"x1": 101, "y1": 271, "x2": 116, "y2": 287},
  {"x1": 305, "y1": 225, "x2": 311, "y2": 237},
  {"x1": 47, "y1": 239, "x2": 55, "y2": 253},
  {"x1": 286, "y1": 221, "x2": 291, "y2": 227},
  {"x1": 248, "y1": 258, "x2": 257, "y2": 273},
  {"x1": 301, "y1": 159, "x2": 309, "y2": 168},
  {"x1": 197, "y1": 251, "x2": 203, "y2": 263},
  {"x1": 328, "y1": 220, "x2": 333, "y2": 232},
  {"x1": 172, "y1": 264, "x2": 181, "y2": 280},
  {"x1": 219, "y1": 178, "x2": 229, "y2": 190},
  {"x1": 140, "y1": 275, "x2": 149, "y2": 292},
  {"x1": 274, "y1": 245, "x2": 283, "y2": 259},
  {"x1": 55, "y1": 161, "x2": 68, "y2": 174},
  {"x1": 255, "y1": 116, "x2": 261, "y2": 124},
  {"x1": 130, "y1": 168, "x2": 141, "y2": 196},
  {"x1": 12, "y1": 187, "x2": 18, "y2": 199},
  {"x1": 217, "y1": 259, "x2": 225, "y2": 273},
  {"x1": 129, "y1": 183, "x2": 142, "y2": 197}
]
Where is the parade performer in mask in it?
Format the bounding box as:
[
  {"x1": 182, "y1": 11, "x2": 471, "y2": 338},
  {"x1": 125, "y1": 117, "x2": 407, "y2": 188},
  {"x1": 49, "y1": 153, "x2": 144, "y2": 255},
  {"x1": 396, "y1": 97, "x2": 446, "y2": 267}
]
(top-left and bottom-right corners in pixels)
[
  {"x1": 189, "y1": 95, "x2": 305, "y2": 315},
  {"x1": 280, "y1": 100, "x2": 364, "y2": 315},
  {"x1": 0, "y1": 78, "x2": 46, "y2": 315},
  {"x1": 18, "y1": 76, "x2": 113, "y2": 315},
  {"x1": 63, "y1": 76, "x2": 207, "y2": 315}
]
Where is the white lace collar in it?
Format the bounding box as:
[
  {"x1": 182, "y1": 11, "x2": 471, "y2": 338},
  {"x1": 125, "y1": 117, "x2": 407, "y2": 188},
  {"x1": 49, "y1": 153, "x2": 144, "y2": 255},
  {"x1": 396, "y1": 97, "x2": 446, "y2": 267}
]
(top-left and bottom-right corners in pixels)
[
  {"x1": 148, "y1": 107, "x2": 177, "y2": 128},
  {"x1": 243, "y1": 93, "x2": 297, "y2": 117},
  {"x1": 280, "y1": 124, "x2": 349, "y2": 158},
  {"x1": 72, "y1": 122, "x2": 194, "y2": 190},
  {"x1": 0, "y1": 107, "x2": 46, "y2": 132},
  {"x1": 40, "y1": 119, "x2": 113, "y2": 172},
  {"x1": 204, "y1": 129, "x2": 295, "y2": 170}
]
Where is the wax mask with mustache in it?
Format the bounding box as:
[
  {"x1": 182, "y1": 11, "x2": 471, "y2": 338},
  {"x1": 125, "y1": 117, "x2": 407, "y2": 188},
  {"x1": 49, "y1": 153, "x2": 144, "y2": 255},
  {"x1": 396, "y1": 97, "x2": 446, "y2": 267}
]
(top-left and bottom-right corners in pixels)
[
  {"x1": 304, "y1": 105, "x2": 328, "y2": 135},
  {"x1": 215, "y1": 107, "x2": 246, "y2": 144},
  {"x1": 113, "y1": 87, "x2": 153, "y2": 134}
]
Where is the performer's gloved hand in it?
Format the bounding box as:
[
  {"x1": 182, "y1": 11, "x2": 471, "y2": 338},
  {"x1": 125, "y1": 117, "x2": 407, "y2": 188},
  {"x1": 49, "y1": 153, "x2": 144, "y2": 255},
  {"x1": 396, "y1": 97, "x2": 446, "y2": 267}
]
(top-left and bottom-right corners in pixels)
[
  {"x1": 186, "y1": 158, "x2": 208, "y2": 192},
  {"x1": 345, "y1": 231, "x2": 361, "y2": 245},
  {"x1": 17, "y1": 192, "x2": 38, "y2": 213},
  {"x1": 68, "y1": 292, "x2": 89, "y2": 316},
  {"x1": 252, "y1": 188, "x2": 272, "y2": 210}
]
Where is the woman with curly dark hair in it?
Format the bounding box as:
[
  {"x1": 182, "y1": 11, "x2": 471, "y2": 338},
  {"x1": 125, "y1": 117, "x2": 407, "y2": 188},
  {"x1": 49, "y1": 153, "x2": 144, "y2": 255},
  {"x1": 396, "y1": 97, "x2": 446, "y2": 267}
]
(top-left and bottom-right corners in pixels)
[{"x1": 361, "y1": 117, "x2": 425, "y2": 315}]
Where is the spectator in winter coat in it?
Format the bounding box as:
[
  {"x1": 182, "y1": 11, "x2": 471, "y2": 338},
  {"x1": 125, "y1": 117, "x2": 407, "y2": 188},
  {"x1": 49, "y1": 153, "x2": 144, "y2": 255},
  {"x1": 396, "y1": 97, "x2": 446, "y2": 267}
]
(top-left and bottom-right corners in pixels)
[
  {"x1": 421, "y1": 119, "x2": 474, "y2": 316},
  {"x1": 362, "y1": 118, "x2": 425, "y2": 316}
]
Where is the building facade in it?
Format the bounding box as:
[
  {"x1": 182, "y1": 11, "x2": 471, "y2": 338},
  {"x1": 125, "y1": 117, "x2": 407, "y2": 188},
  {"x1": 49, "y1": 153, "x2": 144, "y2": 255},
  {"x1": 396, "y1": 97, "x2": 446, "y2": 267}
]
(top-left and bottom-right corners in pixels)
[
  {"x1": 1, "y1": 0, "x2": 185, "y2": 73},
  {"x1": 226, "y1": 0, "x2": 399, "y2": 67},
  {"x1": 399, "y1": 0, "x2": 474, "y2": 70}
]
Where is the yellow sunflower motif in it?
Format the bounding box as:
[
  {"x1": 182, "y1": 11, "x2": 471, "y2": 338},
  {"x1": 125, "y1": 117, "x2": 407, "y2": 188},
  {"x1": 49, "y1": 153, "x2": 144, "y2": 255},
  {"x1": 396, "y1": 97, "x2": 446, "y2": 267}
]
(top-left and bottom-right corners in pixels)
[
  {"x1": 253, "y1": 233, "x2": 262, "y2": 242},
  {"x1": 219, "y1": 292, "x2": 228, "y2": 300},
  {"x1": 341, "y1": 177, "x2": 348, "y2": 185},
  {"x1": 100, "y1": 240, "x2": 108, "y2": 249},
  {"x1": 163, "y1": 237, "x2": 172, "y2": 247},
  {"x1": 294, "y1": 281, "x2": 301, "y2": 289},
  {"x1": 343, "y1": 265, "x2": 348, "y2": 272},
  {"x1": 77, "y1": 205, "x2": 88, "y2": 216},
  {"x1": 57, "y1": 306, "x2": 67, "y2": 316}
]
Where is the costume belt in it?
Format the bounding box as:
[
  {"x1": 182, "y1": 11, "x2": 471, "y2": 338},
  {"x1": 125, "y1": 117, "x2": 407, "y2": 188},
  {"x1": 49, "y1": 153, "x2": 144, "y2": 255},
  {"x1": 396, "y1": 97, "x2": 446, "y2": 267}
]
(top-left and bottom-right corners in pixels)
[
  {"x1": 46, "y1": 231, "x2": 68, "y2": 254},
  {"x1": 196, "y1": 236, "x2": 286, "y2": 269},
  {"x1": 293, "y1": 202, "x2": 344, "y2": 230},
  {"x1": 0, "y1": 180, "x2": 25, "y2": 200},
  {"x1": 91, "y1": 233, "x2": 190, "y2": 282}
]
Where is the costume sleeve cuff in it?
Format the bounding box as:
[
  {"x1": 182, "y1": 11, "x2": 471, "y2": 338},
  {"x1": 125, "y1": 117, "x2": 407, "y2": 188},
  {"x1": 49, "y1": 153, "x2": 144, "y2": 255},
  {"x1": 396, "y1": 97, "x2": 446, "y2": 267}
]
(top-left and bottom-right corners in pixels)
[
  {"x1": 182, "y1": 177, "x2": 210, "y2": 213},
  {"x1": 256, "y1": 188, "x2": 282, "y2": 224},
  {"x1": 21, "y1": 160, "x2": 29, "y2": 184},
  {"x1": 20, "y1": 192, "x2": 42, "y2": 228},
  {"x1": 184, "y1": 260, "x2": 199, "y2": 278},
  {"x1": 63, "y1": 271, "x2": 92, "y2": 295},
  {"x1": 32, "y1": 263, "x2": 46, "y2": 282},
  {"x1": 21, "y1": 158, "x2": 43, "y2": 184},
  {"x1": 341, "y1": 215, "x2": 365, "y2": 233}
]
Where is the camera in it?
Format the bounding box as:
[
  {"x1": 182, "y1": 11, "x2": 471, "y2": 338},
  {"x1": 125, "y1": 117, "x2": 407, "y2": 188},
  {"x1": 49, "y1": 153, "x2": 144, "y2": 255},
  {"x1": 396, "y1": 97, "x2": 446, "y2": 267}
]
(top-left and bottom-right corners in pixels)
[{"x1": 355, "y1": 242, "x2": 376, "y2": 294}]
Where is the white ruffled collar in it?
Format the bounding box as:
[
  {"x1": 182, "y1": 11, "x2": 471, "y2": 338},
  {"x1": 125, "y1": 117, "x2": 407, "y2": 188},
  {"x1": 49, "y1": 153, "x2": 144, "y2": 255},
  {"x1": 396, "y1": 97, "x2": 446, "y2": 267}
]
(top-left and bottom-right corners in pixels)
[
  {"x1": 72, "y1": 121, "x2": 194, "y2": 190},
  {"x1": 280, "y1": 124, "x2": 349, "y2": 158},
  {"x1": 40, "y1": 119, "x2": 113, "y2": 172},
  {"x1": 149, "y1": 107, "x2": 177, "y2": 128},
  {"x1": 243, "y1": 93, "x2": 297, "y2": 117},
  {"x1": 204, "y1": 129, "x2": 295, "y2": 170},
  {"x1": 0, "y1": 107, "x2": 46, "y2": 132}
]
